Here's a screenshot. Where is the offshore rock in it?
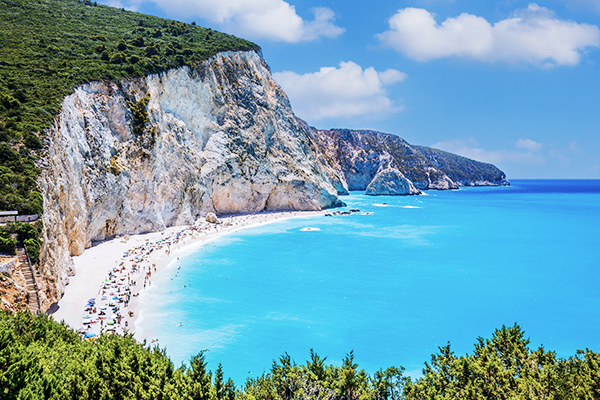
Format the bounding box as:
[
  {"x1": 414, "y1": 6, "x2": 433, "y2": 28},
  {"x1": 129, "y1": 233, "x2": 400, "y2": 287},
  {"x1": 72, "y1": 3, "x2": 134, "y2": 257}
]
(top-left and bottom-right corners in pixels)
[
  {"x1": 38, "y1": 51, "x2": 343, "y2": 308},
  {"x1": 365, "y1": 168, "x2": 421, "y2": 195}
]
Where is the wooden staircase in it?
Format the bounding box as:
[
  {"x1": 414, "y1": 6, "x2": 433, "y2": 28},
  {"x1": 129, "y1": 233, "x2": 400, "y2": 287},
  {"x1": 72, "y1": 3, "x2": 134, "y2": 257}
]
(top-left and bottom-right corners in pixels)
[{"x1": 18, "y1": 248, "x2": 40, "y2": 314}]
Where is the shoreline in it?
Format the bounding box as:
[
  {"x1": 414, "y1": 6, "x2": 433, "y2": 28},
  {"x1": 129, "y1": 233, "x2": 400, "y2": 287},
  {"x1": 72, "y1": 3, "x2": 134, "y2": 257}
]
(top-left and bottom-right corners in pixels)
[{"x1": 52, "y1": 210, "x2": 323, "y2": 339}]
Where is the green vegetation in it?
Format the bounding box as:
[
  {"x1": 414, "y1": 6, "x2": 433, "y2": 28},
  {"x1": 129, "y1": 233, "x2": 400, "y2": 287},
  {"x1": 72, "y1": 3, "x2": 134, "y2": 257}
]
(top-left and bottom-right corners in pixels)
[
  {"x1": 0, "y1": 221, "x2": 42, "y2": 263},
  {"x1": 0, "y1": 0, "x2": 259, "y2": 215},
  {"x1": 1, "y1": 311, "x2": 599, "y2": 399},
  {"x1": 0, "y1": 229, "x2": 17, "y2": 255}
]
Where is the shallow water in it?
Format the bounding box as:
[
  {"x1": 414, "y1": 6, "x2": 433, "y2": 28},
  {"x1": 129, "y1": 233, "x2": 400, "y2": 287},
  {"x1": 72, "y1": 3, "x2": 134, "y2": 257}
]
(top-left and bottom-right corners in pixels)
[{"x1": 139, "y1": 180, "x2": 600, "y2": 383}]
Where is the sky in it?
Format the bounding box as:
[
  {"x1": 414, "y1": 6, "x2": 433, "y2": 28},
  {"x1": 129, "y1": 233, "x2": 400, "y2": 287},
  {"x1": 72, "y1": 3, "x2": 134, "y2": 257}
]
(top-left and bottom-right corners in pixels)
[{"x1": 98, "y1": 0, "x2": 600, "y2": 179}]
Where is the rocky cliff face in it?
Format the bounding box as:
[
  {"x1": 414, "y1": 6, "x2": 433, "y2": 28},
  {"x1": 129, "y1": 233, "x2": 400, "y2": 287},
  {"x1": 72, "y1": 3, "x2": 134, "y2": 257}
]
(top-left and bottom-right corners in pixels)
[
  {"x1": 38, "y1": 51, "x2": 344, "y2": 308},
  {"x1": 306, "y1": 128, "x2": 508, "y2": 195},
  {"x1": 415, "y1": 146, "x2": 509, "y2": 187}
]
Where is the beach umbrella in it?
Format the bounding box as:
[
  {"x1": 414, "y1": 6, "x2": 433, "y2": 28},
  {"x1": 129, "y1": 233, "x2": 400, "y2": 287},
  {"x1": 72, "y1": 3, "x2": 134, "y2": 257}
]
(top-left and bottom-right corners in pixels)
[
  {"x1": 84, "y1": 332, "x2": 96, "y2": 338},
  {"x1": 107, "y1": 320, "x2": 116, "y2": 325},
  {"x1": 87, "y1": 298, "x2": 95, "y2": 303},
  {"x1": 83, "y1": 315, "x2": 92, "y2": 319}
]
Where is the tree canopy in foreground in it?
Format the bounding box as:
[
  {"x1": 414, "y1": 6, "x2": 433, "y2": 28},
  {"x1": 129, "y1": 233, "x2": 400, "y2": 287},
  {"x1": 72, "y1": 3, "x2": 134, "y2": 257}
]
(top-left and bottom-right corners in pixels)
[{"x1": 0, "y1": 311, "x2": 598, "y2": 399}]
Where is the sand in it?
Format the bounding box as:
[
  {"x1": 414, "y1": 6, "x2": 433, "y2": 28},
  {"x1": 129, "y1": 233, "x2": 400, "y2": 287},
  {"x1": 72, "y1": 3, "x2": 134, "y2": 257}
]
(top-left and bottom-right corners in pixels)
[{"x1": 52, "y1": 211, "x2": 322, "y2": 339}]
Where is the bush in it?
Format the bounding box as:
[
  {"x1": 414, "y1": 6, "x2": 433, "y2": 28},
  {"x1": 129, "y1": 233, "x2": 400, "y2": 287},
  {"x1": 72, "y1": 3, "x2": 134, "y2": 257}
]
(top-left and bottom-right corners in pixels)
[
  {"x1": 0, "y1": 94, "x2": 20, "y2": 109},
  {"x1": 0, "y1": 143, "x2": 19, "y2": 161},
  {"x1": 0, "y1": 236, "x2": 16, "y2": 255},
  {"x1": 94, "y1": 43, "x2": 106, "y2": 53},
  {"x1": 128, "y1": 54, "x2": 140, "y2": 64},
  {"x1": 101, "y1": 50, "x2": 109, "y2": 61},
  {"x1": 109, "y1": 52, "x2": 126, "y2": 64},
  {"x1": 131, "y1": 36, "x2": 144, "y2": 47},
  {"x1": 23, "y1": 238, "x2": 40, "y2": 264},
  {"x1": 116, "y1": 40, "x2": 127, "y2": 51},
  {"x1": 145, "y1": 45, "x2": 158, "y2": 56},
  {"x1": 24, "y1": 133, "x2": 43, "y2": 149}
]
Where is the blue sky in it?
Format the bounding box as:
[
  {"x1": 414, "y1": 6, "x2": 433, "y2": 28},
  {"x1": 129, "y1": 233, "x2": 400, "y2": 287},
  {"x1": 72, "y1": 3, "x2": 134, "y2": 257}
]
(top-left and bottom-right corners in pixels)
[{"x1": 100, "y1": 0, "x2": 600, "y2": 179}]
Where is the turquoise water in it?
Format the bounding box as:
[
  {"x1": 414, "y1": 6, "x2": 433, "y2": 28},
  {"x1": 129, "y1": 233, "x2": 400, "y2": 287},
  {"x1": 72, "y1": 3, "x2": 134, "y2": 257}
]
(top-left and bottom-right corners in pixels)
[{"x1": 141, "y1": 180, "x2": 600, "y2": 383}]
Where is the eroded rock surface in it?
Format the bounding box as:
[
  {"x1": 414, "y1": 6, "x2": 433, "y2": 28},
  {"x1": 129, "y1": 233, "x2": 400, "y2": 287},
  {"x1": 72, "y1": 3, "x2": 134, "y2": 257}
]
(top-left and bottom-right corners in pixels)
[
  {"x1": 38, "y1": 51, "x2": 343, "y2": 308},
  {"x1": 306, "y1": 127, "x2": 508, "y2": 194}
]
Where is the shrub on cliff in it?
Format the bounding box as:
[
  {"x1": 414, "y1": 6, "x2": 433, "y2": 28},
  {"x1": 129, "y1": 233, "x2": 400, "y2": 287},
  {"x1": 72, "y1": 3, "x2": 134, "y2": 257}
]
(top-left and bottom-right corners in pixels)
[{"x1": 109, "y1": 52, "x2": 126, "y2": 64}]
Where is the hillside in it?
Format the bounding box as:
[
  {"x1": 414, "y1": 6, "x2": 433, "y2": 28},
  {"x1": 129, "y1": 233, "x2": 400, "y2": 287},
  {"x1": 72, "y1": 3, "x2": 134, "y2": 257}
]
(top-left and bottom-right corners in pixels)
[
  {"x1": 0, "y1": 0, "x2": 259, "y2": 215},
  {"x1": 415, "y1": 145, "x2": 509, "y2": 186},
  {"x1": 307, "y1": 127, "x2": 509, "y2": 195}
]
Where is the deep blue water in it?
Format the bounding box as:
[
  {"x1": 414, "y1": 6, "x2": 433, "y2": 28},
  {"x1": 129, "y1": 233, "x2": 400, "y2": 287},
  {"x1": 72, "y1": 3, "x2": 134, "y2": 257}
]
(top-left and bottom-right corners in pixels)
[{"x1": 139, "y1": 180, "x2": 600, "y2": 383}]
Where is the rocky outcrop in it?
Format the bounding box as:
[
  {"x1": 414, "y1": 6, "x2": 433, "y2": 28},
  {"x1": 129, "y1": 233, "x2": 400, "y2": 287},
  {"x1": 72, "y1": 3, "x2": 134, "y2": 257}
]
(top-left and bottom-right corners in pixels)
[
  {"x1": 365, "y1": 168, "x2": 420, "y2": 195},
  {"x1": 306, "y1": 128, "x2": 508, "y2": 195},
  {"x1": 38, "y1": 51, "x2": 344, "y2": 308}
]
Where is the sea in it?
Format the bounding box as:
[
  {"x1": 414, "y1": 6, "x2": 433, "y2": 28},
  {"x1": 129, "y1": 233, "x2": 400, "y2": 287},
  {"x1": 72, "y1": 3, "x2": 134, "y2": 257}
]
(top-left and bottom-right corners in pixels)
[{"x1": 136, "y1": 179, "x2": 600, "y2": 383}]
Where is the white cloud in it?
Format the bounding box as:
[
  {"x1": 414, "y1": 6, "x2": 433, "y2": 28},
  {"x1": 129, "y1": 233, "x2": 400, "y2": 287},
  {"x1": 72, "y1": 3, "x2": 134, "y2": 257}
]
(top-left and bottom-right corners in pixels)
[
  {"x1": 273, "y1": 61, "x2": 407, "y2": 121},
  {"x1": 377, "y1": 3, "x2": 600, "y2": 66},
  {"x1": 431, "y1": 137, "x2": 547, "y2": 164},
  {"x1": 515, "y1": 138, "x2": 543, "y2": 151},
  {"x1": 126, "y1": 0, "x2": 344, "y2": 43}
]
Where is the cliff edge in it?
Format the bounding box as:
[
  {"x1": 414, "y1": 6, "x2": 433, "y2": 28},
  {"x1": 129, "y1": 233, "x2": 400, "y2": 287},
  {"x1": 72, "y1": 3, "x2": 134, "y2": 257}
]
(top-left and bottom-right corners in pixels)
[{"x1": 38, "y1": 51, "x2": 344, "y2": 308}]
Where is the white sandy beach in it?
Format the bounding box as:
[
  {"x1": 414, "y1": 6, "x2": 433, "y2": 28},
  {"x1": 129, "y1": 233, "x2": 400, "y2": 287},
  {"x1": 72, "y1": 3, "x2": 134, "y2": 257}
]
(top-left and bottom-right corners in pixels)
[{"x1": 52, "y1": 211, "x2": 322, "y2": 340}]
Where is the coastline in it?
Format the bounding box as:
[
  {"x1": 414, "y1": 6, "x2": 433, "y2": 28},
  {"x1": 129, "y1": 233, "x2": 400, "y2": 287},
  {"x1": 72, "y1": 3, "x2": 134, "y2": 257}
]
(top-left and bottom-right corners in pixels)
[{"x1": 52, "y1": 210, "x2": 323, "y2": 339}]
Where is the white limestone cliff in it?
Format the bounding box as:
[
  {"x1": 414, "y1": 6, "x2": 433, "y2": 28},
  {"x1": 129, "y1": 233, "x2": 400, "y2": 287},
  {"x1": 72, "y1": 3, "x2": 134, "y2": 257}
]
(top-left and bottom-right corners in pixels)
[{"x1": 38, "y1": 51, "x2": 344, "y2": 308}]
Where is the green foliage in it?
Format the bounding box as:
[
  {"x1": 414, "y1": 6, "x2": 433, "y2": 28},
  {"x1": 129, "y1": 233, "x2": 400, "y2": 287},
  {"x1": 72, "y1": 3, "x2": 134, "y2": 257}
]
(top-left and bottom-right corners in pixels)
[
  {"x1": 0, "y1": 0, "x2": 259, "y2": 216},
  {"x1": 128, "y1": 95, "x2": 150, "y2": 137},
  {"x1": 0, "y1": 228, "x2": 16, "y2": 255},
  {"x1": 23, "y1": 238, "x2": 40, "y2": 264},
  {"x1": 0, "y1": 93, "x2": 20, "y2": 109},
  {"x1": 0, "y1": 313, "x2": 599, "y2": 399},
  {"x1": 403, "y1": 324, "x2": 600, "y2": 399},
  {"x1": 109, "y1": 51, "x2": 127, "y2": 64},
  {"x1": 0, "y1": 221, "x2": 40, "y2": 260}
]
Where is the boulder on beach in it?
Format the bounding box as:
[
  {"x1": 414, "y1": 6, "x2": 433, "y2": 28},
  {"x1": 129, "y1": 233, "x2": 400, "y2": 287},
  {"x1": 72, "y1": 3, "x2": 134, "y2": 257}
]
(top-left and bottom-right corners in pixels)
[{"x1": 205, "y1": 213, "x2": 220, "y2": 224}]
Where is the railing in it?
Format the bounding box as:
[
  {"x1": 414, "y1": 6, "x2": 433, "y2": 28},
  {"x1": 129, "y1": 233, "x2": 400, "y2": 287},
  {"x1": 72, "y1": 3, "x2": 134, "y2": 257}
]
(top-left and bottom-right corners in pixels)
[{"x1": 22, "y1": 245, "x2": 41, "y2": 313}]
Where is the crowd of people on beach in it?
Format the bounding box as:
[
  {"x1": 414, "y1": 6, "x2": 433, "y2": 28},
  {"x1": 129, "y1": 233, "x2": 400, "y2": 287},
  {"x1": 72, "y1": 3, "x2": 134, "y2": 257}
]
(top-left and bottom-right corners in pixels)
[
  {"x1": 76, "y1": 212, "x2": 293, "y2": 339},
  {"x1": 78, "y1": 220, "x2": 219, "y2": 338}
]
